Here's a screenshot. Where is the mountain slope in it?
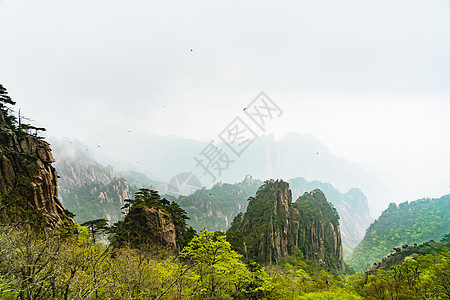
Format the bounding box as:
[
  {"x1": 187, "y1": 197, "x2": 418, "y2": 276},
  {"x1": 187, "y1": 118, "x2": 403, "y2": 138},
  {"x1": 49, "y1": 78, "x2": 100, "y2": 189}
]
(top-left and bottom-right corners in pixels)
[{"x1": 347, "y1": 194, "x2": 450, "y2": 271}]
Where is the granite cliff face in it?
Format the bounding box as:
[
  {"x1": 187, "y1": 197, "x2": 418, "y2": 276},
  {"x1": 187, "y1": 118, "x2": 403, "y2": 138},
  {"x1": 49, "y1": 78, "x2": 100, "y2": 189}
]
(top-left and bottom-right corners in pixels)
[
  {"x1": 228, "y1": 180, "x2": 344, "y2": 271},
  {"x1": 0, "y1": 107, "x2": 67, "y2": 226}
]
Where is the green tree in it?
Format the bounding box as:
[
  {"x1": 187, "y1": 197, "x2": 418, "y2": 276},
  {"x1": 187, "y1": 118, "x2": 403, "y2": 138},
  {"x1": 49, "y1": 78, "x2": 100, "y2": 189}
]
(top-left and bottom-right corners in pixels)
[
  {"x1": 179, "y1": 230, "x2": 245, "y2": 299},
  {"x1": 0, "y1": 83, "x2": 17, "y2": 127},
  {"x1": 81, "y1": 218, "x2": 109, "y2": 243}
]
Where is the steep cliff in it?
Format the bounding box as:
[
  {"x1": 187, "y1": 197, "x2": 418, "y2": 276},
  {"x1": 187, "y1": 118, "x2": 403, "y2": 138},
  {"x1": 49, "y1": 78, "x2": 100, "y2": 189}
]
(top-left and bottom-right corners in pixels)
[
  {"x1": 227, "y1": 180, "x2": 344, "y2": 272},
  {"x1": 0, "y1": 87, "x2": 68, "y2": 226}
]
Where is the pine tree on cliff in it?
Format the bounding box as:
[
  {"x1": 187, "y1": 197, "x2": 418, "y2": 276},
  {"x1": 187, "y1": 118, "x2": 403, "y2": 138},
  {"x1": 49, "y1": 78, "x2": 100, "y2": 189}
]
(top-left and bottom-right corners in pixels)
[
  {"x1": 0, "y1": 84, "x2": 46, "y2": 138},
  {"x1": 0, "y1": 83, "x2": 17, "y2": 128}
]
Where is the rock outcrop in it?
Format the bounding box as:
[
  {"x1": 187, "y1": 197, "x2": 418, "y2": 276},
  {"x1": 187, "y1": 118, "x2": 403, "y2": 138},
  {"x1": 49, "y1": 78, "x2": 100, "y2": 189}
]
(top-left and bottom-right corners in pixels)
[
  {"x1": 0, "y1": 109, "x2": 68, "y2": 226},
  {"x1": 118, "y1": 205, "x2": 178, "y2": 254},
  {"x1": 228, "y1": 180, "x2": 344, "y2": 272},
  {"x1": 110, "y1": 189, "x2": 193, "y2": 255}
]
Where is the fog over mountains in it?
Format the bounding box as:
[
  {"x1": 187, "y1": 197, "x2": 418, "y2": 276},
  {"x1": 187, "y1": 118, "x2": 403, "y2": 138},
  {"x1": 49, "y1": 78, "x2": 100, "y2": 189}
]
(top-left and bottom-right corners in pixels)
[{"x1": 52, "y1": 130, "x2": 392, "y2": 216}]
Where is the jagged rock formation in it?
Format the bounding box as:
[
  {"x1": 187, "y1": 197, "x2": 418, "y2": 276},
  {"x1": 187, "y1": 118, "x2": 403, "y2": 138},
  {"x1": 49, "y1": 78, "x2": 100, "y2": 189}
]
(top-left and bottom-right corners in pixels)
[
  {"x1": 227, "y1": 180, "x2": 345, "y2": 271},
  {"x1": 51, "y1": 139, "x2": 135, "y2": 224},
  {"x1": 0, "y1": 106, "x2": 68, "y2": 226},
  {"x1": 289, "y1": 177, "x2": 372, "y2": 256}
]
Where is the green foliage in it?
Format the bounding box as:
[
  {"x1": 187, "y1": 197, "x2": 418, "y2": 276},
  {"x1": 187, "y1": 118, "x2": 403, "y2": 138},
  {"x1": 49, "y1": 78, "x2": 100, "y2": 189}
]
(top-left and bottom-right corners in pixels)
[
  {"x1": 361, "y1": 253, "x2": 450, "y2": 299},
  {"x1": 179, "y1": 230, "x2": 290, "y2": 299},
  {"x1": 81, "y1": 218, "x2": 109, "y2": 243},
  {"x1": 347, "y1": 195, "x2": 450, "y2": 271},
  {"x1": 296, "y1": 290, "x2": 363, "y2": 300},
  {"x1": 0, "y1": 84, "x2": 15, "y2": 106},
  {"x1": 2, "y1": 219, "x2": 447, "y2": 299},
  {"x1": 0, "y1": 225, "x2": 289, "y2": 299}
]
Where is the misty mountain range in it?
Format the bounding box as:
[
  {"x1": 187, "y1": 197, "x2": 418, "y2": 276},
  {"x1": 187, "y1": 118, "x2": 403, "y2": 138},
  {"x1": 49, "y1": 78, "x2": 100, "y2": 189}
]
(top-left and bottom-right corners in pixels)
[{"x1": 76, "y1": 129, "x2": 389, "y2": 215}]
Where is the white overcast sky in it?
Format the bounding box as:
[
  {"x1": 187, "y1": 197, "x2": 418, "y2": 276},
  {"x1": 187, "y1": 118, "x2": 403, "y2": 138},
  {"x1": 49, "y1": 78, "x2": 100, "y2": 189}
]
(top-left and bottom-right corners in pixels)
[{"x1": 0, "y1": 0, "x2": 449, "y2": 202}]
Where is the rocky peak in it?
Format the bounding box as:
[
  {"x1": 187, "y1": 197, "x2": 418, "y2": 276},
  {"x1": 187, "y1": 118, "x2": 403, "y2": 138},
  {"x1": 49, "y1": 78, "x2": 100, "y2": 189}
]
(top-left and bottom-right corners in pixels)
[
  {"x1": 228, "y1": 180, "x2": 345, "y2": 271},
  {"x1": 243, "y1": 174, "x2": 255, "y2": 186}
]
